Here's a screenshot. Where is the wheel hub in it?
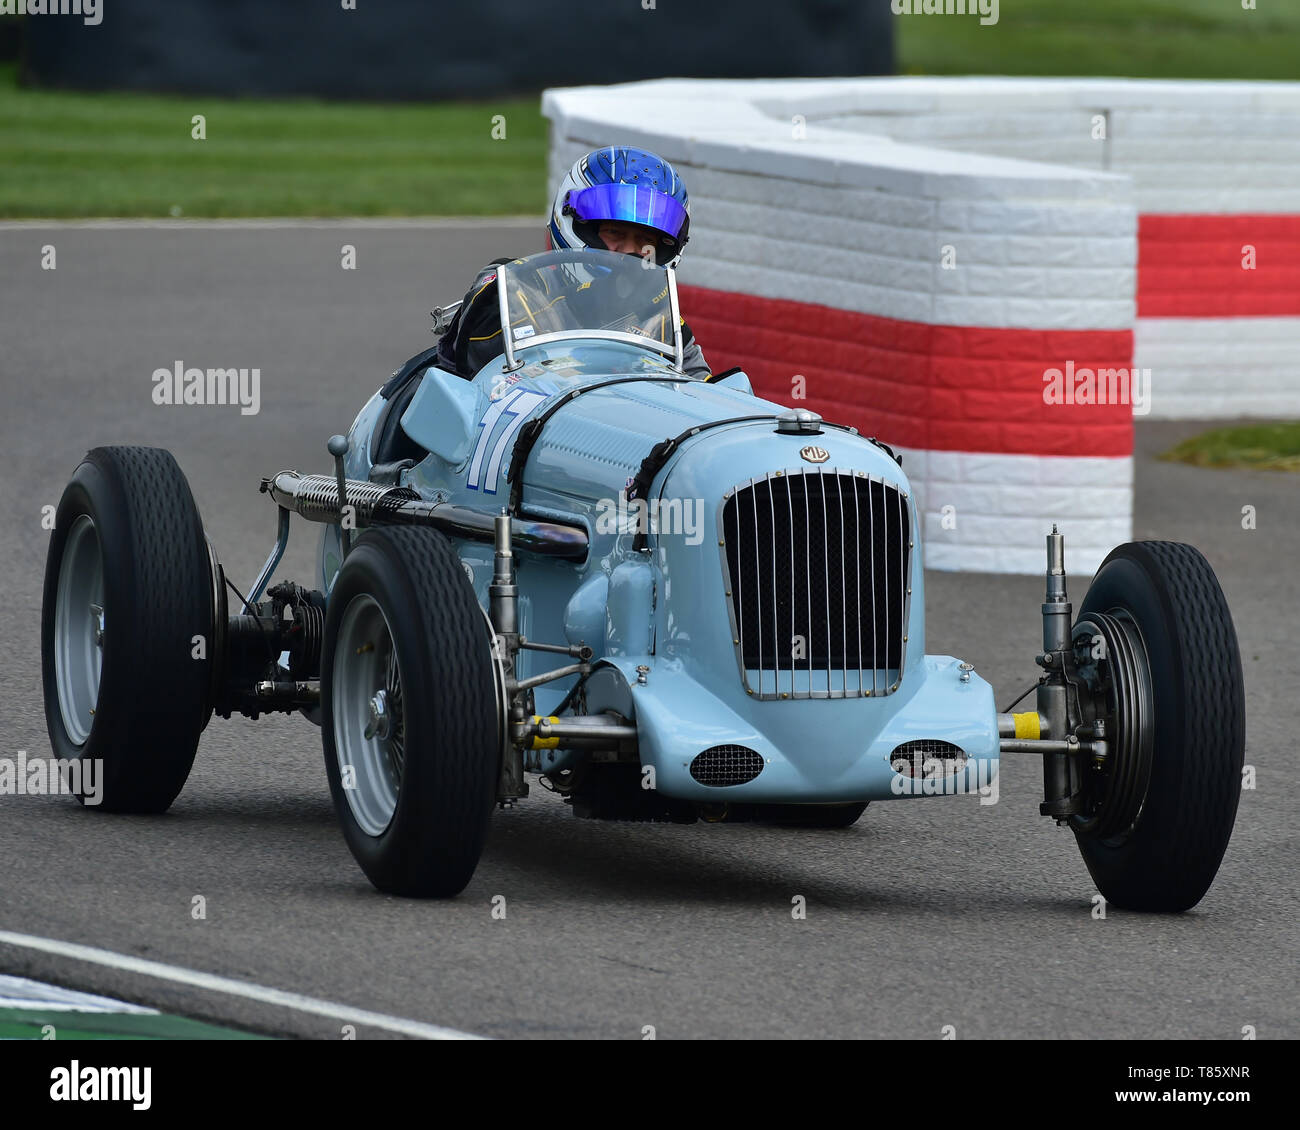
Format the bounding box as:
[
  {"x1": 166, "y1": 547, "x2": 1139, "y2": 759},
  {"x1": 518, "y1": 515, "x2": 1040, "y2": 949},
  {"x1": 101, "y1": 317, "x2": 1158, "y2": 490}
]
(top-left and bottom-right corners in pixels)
[
  {"x1": 364, "y1": 689, "x2": 391, "y2": 741},
  {"x1": 1070, "y1": 610, "x2": 1155, "y2": 840}
]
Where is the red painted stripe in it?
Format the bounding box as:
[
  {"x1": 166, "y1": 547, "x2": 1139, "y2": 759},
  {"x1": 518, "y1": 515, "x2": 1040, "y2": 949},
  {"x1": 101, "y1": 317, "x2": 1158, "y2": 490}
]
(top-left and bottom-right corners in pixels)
[
  {"x1": 680, "y1": 286, "x2": 1134, "y2": 457},
  {"x1": 1138, "y1": 214, "x2": 1300, "y2": 318}
]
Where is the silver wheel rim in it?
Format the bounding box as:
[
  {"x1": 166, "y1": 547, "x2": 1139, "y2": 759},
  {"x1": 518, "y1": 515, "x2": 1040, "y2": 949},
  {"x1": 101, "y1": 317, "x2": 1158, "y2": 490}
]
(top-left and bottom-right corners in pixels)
[
  {"x1": 333, "y1": 593, "x2": 406, "y2": 837},
  {"x1": 54, "y1": 514, "x2": 105, "y2": 746}
]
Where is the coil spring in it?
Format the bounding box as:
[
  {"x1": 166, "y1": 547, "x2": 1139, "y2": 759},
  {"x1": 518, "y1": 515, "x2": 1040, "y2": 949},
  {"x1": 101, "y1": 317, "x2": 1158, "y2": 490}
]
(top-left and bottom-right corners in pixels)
[
  {"x1": 289, "y1": 600, "x2": 326, "y2": 678},
  {"x1": 288, "y1": 474, "x2": 416, "y2": 525}
]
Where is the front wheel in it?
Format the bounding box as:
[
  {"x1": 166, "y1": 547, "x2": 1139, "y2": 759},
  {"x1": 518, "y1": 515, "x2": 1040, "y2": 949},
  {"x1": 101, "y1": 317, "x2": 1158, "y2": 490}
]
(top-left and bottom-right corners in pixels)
[
  {"x1": 321, "y1": 526, "x2": 501, "y2": 897},
  {"x1": 41, "y1": 447, "x2": 215, "y2": 813},
  {"x1": 1070, "y1": 541, "x2": 1245, "y2": 912}
]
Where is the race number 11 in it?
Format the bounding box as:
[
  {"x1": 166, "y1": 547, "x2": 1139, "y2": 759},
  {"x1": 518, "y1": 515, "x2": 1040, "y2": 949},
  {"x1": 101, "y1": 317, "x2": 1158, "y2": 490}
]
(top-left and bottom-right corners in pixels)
[{"x1": 467, "y1": 388, "x2": 547, "y2": 494}]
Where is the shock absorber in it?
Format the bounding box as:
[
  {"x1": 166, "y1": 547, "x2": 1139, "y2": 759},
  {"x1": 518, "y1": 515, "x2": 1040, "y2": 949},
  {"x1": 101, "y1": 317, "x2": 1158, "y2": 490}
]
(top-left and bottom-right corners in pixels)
[
  {"x1": 1038, "y1": 525, "x2": 1076, "y2": 820},
  {"x1": 490, "y1": 512, "x2": 528, "y2": 800},
  {"x1": 490, "y1": 511, "x2": 518, "y2": 641}
]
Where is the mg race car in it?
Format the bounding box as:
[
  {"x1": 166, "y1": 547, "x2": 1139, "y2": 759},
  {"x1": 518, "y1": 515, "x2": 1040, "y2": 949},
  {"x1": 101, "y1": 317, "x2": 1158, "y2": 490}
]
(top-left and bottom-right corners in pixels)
[{"x1": 42, "y1": 249, "x2": 1246, "y2": 910}]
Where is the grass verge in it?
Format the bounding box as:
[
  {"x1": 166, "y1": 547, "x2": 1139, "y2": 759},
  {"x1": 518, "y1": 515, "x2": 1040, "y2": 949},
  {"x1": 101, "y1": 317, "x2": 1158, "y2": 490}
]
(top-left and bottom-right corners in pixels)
[
  {"x1": 0, "y1": 62, "x2": 547, "y2": 218},
  {"x1": 896, "y1": 0, "x2": 1300, "y2": 79},
  {"x1": 1159, "y1": 421, "x2": 1300, "y2": 472}
]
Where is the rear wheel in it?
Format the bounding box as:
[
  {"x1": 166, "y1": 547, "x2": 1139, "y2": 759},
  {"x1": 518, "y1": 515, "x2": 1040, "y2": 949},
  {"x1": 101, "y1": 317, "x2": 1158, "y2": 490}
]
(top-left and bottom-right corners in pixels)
[
  {"x1": 41, "y1": 447, "x2": 215, "y2": 812},
  {"x1": 321, "y1": 526, "x2": 501, "y2": 897},
  {"x1": 1070, "y1": 541, "x2": 1245, "y2": 912}
]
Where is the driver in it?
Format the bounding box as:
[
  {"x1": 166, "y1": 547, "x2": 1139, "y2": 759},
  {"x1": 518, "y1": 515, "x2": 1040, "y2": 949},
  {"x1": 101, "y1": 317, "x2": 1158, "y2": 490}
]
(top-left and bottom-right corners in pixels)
[{"x1": 434, "y1": 146, "x2": 711, "y2": 379}]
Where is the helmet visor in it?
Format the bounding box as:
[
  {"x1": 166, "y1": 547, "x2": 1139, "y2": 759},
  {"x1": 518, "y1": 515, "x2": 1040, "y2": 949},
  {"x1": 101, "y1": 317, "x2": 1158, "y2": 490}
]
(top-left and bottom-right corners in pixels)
[{"x1": 566, "y1": 182, "x2": 689, "y2": 244}]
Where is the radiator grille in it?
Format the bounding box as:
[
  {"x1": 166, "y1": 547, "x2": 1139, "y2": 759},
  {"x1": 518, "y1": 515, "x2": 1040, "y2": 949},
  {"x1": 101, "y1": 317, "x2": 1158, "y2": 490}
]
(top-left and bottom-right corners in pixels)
[
  {"x1": 690, "y1": 745, "x2": 765, "y2": 787},
  {"x1": 721, "y1": 468, "x2": 911, "y2": 700}
]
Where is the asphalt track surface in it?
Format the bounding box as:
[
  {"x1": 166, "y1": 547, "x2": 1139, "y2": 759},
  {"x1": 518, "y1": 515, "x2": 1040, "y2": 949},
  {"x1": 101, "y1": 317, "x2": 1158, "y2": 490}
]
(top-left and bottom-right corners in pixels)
[{"x1": 0, "y1": 222, "x2": 1295, "y2": 1040}]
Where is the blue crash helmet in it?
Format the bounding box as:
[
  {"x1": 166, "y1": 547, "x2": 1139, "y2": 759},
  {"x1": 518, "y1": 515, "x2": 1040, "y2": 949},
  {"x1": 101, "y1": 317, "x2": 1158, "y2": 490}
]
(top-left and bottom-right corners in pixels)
[{"x1": 548, "y1": 146, "x2": 691, "y2": 268}]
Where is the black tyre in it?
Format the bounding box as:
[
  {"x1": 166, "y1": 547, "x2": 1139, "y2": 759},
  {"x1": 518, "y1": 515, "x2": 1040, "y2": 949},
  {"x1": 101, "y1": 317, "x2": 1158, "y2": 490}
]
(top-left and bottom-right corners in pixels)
[
  {"x1": 41, "y1": 447, "x2": 215, "y2": 813},
  {"x1": 321, "y1": 526, "x2": 501, "y2": 897},
  {"x1": 758, "y1": 802, "x2": 868, "y2": 829},
  {"x1": 1071, "y1": 541, "x2": 1245, "y2": 912}
]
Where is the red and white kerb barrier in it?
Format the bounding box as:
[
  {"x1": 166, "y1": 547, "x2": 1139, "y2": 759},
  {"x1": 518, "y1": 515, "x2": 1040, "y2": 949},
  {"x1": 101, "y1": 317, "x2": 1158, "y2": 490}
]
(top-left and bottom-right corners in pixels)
[{"x1": 543, "y1": 78, "x2": 1300, "y2": 573}]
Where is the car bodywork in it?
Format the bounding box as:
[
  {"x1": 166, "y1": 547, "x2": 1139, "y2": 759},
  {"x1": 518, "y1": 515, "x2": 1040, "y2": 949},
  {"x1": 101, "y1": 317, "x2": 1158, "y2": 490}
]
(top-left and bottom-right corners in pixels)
[{"x1": 303, "y1": 250, "x2": 999, "y2": 806}]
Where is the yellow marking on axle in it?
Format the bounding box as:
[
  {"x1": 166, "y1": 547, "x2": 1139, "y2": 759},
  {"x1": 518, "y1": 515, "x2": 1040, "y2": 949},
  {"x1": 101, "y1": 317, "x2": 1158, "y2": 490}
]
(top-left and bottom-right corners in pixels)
[
  {"x1": 1013, "y1": 711, "x2": 1041, "y2": 740},
  {"x1": 531, "y1": 716, "x2": 561, "y2": 750}
]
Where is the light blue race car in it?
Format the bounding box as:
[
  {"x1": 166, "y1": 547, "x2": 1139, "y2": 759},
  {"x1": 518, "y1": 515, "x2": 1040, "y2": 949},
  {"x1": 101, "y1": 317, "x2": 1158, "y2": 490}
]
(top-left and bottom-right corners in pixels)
[{"x1": 42, "y1": 249, "x2": 1246, "y2": 910}]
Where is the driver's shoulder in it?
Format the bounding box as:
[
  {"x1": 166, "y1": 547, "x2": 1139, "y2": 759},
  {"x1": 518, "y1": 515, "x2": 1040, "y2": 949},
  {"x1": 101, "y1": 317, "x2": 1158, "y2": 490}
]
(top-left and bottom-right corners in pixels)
[{"x1": 466, "y1": 255, "x2": 517, "y2": 297}]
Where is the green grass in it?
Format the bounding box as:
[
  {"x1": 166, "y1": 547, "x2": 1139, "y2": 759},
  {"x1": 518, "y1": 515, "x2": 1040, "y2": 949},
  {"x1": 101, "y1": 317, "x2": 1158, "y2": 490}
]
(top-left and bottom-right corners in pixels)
[
  {"x1": 0, "y1": 62, "x2": 547, "y2": 218},
  {"x1": 1159, "y1": 421, "x2": 1300, "y2": 472},
  {"x1": 897, "y1": 0, "x2": 1300, "y2": 79}
]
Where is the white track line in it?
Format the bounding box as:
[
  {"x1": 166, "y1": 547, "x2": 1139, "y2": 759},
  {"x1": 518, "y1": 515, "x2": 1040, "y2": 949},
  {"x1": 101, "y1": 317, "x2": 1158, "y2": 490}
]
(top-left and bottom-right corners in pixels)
[
  {"x1": 0, "y1": 217, "x2": 542, "y2": 231},
  {"x1": 0, "y1": 930, "x2": 484, "y2": 1040}
]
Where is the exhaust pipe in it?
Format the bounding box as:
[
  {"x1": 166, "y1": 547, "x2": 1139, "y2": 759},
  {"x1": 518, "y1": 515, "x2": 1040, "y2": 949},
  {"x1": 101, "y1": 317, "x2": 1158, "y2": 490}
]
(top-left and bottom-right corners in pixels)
[{"x1": 261, "y1": 470, "x2": 588, "y2": 560}]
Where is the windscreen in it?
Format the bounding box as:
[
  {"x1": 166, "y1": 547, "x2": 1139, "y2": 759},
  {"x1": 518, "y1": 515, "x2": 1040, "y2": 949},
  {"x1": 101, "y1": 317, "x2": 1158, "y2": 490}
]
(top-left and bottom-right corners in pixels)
[{"x1": 499, "y1": 249, "x2": 680, "y2": 360}]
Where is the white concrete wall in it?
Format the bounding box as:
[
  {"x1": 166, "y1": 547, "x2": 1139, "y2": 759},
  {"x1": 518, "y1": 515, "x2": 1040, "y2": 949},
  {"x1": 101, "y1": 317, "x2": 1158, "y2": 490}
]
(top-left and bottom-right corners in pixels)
[
  {"x1": 544, "y1": 77, "x2": 1300, "y2": 571},
  {"x1": 803, "y1": 78, "x2": 1300, "y2": 421},
  {"x1": 804, "y1": 77, "x2": 1300, "y2": 214}
]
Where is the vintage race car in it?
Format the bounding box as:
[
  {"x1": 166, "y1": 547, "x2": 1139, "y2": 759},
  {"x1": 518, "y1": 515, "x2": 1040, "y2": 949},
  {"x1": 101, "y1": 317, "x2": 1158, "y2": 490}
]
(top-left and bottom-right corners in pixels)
[{"x1": 42, "y1": 249, "x2": 1246, "y2": 909}]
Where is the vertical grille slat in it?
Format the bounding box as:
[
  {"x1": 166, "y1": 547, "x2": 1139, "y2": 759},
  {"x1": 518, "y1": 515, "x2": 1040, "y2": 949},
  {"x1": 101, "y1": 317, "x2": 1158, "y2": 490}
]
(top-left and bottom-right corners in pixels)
[
  {"x1": 837, "y1": 472, "x2": 847, "y2": 697},
  {"x1": 752, "y1": 475, "x2": 762, "y2": 687},
  {"x1": 896, "y1": 484, "x2": 906, "y2": 692},
  {"x1": 882, "y1": 470, "x2": 890, "y2": 693},
  {"x1": 768, "y1": 475, "x2": 778, "y2": 698},
  {"x1": 803, "y1": 472, "x2": 812, "y2": 686},
  {"x1": 721, "y1": 469, "x2": 911, "y2": 700},
  {"x1": 869, "y1": 479, "x2": 879, "y2": 696},
  {"x1": 852, "y1": 475, "x2": 863, "y2": 697},
  {"x1": 734, "y1": 485, "x2": 744, "y2": 677},
  {"x1": 820, "y1": 468, "x2": 831, "y2": 697},
  {"x1": 787, "y1": 473, "x2": 796, "y2": 700}
]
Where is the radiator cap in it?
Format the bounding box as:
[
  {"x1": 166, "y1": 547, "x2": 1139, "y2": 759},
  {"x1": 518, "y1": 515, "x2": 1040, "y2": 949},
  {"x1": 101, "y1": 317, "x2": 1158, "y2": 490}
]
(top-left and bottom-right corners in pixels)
[{"x1": 775, "y1": 408, "x2": 823, "y2": 435}]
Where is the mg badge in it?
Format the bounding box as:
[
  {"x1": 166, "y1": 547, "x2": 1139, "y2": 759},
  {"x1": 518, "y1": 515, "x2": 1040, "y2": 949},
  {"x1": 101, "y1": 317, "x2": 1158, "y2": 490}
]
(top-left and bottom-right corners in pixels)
[{"x1": 800, "y1": 445, "x2": 830, "y2": 464}]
